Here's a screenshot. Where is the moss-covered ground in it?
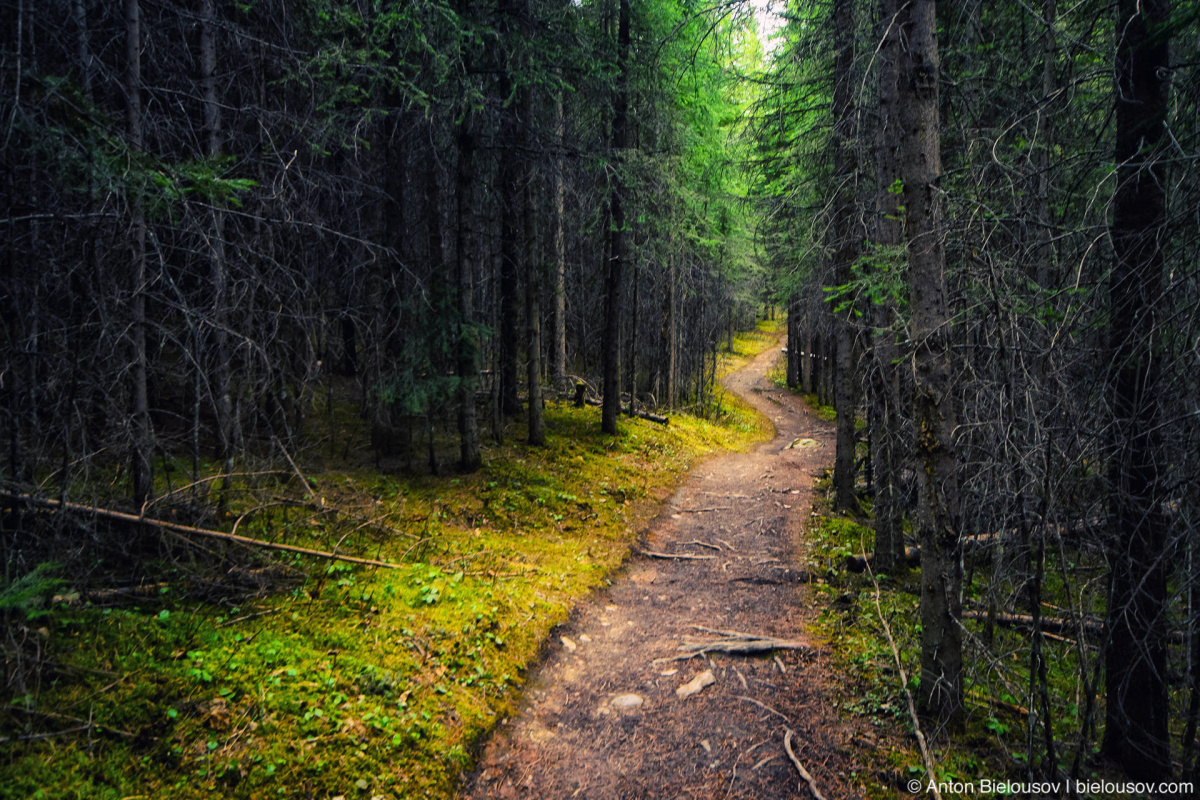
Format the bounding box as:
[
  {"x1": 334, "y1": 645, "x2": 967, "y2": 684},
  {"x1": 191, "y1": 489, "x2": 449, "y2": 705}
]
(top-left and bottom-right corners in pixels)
[{"x1": 1, "y1": 322, "x2": 781, "y2": 800}]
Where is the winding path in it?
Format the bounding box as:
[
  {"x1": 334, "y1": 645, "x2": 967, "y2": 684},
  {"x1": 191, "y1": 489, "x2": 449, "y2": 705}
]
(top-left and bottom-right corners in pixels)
[{"x1": 461, "y1": 337, "x2": 864, "y2": 799}]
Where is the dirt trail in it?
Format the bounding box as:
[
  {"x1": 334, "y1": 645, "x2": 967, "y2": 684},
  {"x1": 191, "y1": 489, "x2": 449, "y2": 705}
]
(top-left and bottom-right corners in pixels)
[{"x1": 461, "y1": 338, "x2": 865, "y2": 800}]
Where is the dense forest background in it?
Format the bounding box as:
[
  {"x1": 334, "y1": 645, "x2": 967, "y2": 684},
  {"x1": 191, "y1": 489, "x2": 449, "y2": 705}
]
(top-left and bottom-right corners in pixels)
[{"x1": 3, "y1": 0, "x2": 1200, "y2": 794}]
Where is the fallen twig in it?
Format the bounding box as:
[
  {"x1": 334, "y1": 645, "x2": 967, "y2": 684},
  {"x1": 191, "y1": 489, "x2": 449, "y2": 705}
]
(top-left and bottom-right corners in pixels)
[
  {"x1": 783, "y1": 729, "x2": 828, "y2": 800},
  {"x1": 736, "y1": 695, "x2": 791, "y2": 723},
  {"x1": 862, "y1": 543, "x2": 942, "y2": 800},
  {"x1": 637, "y1": 549, "x2": 716, "y2": 561},
  {"x1": 273, "y1": 436, "x2": 316, "y2": 499},
  {"x1": 965, "y1": 689, "x2": 1029, "y2": 718},
  {"x1": 216, "y1": 608, "x2": 282, "y2": 629},
  {"x1": 677, "y1": 540, "x2": 723, "y2": 552},
  {"x1": 2, "y1": 492, "x2": 406, "y2": 570},
  {"x1": 144, "y1": 471, "x2": 293, "y2": 510}
]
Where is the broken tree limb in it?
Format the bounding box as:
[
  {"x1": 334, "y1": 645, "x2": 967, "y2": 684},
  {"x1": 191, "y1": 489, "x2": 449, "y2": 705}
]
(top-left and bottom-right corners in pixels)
[
  {"x1": 784, "y1": 729, "x2": 828, "y2": 800},
  {"x1": 958, "y1": 609, "x2": 1184, "y2": 642},
  {"x1": 654, "y1": 626, "x2": 811, "y2": 663},
  {"x1": 583, "y1": 396, "x2": 669, "y2": 424},
  {"x1": 862, "y1": 548, "x2": 942, "y2": 800},
  {"x1": 1, "y1": 492, "x2": 406, "y2": 570},
  {"x1": 272, "y1": 436, "x2": 316, "y2": 499},
  {"x1": 959, "y1": 609, "x2": 1095, "y2": 635},
  {"x1": 637, "y1": 549, "x2": 716, "y2": 561}
]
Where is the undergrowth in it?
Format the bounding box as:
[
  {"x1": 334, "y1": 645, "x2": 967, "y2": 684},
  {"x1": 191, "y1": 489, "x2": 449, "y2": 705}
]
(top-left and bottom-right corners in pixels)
[
  {"x1": 0, "y1": 322, "x2": 781, "y2": 800},
  {"x1": 801, "y1": 414, "x2": 1140, "y2": 799}
]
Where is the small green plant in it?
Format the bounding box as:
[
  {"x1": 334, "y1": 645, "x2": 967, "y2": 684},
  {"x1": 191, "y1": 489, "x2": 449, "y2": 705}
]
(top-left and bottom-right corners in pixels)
[{"x1": 0, "y1": 562, "x2": 65, "y2": 621}]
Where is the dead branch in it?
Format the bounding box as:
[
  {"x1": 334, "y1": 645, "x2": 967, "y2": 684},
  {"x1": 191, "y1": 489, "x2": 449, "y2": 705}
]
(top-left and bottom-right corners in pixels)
[
  {"x1": 735, "y1": 695, "x2": 791, "y2": 723},
  {"x1": 216, "y1": 608, "x2": 282, "y2": 628},
  {"x1": 654, "y1": 626, "x2": 810, "y2": 663},
  {"x1": 2, "y1": 492, "x2": 406, "y2": 570},
  {"x1": 52, "y1": 582, "x2": 171, "y2": 605},
  {"x1": 783, "y1": 729, "x2": 829, "y2": 800},
  {"x1": 273, "y1": 436, "x2": 315, "y2": 498},
  {"x1": 637, "y1": 549, "x2": 716, "y2": 561},
  {"x1": 676, "y1": 540, "x2": 723, "y2": 552},
  {"x1": 143, "y1": 471, "x2": 293, "y2": 510},
  {"x1": 863, "y1": 548, "x2": 942, "y2": 800},
  {"x1": 582, "y1": 396, "x2": 669, "y2": 424},
  {"x1": 965, "y1": 690, "x2": 1030, "y2": 718}
]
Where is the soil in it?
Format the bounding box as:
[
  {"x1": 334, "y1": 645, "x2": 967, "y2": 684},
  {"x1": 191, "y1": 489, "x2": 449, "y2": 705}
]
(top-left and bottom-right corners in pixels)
[{"x1": 459, "y1": 339, "x2": 868, "y2": 800}]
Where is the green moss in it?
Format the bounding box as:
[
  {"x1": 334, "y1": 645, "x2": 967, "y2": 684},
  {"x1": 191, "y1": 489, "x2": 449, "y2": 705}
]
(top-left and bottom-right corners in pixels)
[
  {"x1": 2, "y1": 389, "x2": 774, "y2": 799},
  {"x1": 803, "y1": 394, "x2": 837, "y2": 422}
]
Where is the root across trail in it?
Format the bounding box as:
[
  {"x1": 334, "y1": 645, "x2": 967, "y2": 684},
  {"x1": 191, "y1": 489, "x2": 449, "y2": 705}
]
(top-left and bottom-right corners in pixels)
[{"x1": 460, "y1": 336, "x2": 865, "y2": 799}]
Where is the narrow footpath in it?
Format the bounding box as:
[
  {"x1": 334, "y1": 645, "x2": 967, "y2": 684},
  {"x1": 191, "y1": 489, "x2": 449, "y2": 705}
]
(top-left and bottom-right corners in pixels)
[{"x1": 461, "y1": 339, "x2": 865, "y2": 799}]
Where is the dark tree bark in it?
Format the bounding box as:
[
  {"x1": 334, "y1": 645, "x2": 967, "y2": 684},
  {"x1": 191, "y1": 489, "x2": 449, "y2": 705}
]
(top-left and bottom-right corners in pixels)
[
  {"x1": 455, "y1": 110, "x2": 481, "y2": 471},
  {"x1": 201, "y1": 0, "x2": 235, "y2": 498},
  {"x1": 899, "y1": 0, "x2": 963, "y2": 728},
  {"x1": 869, "y1": 0, "x2": 905, "y2": 573},
  {"x1": 497, "y1": 6, "x2": 522, "y2": 420},
  {"x1": 498, "y1": 133, "x2": 522, "y2": 418},
  {"x1": 831, "y1": 0, "x2": 860, "y2": 514},
  {"x1": 1101, "y1": 0, "x2": 1171, "y2": 780},
  {"x1": 524, "y1": 109, "x2": 545, "y2": 446},
  {"x1": 549, "y1": 86, "x2": 568, "y2": 387},
  {"x1": 125, "y1": 0, "x2": 153, "y2": 508},
  {"x1": 601, "y1": 0, "x2": 630, "y2": 435},
  {"x1": 786, "y1": 297, "x2": 800, "y2": 389}
]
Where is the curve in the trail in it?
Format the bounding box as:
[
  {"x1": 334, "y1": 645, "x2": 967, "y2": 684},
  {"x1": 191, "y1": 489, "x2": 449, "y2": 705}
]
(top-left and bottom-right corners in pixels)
[{"x1": 461, "y1": 337, "x2": 864, "y2": 800}]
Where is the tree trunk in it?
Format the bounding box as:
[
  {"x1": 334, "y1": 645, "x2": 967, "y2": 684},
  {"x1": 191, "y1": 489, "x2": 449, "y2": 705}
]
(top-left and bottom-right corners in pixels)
[
  {"x1": 125, "y1": 0, "x2": 153, "y2": 508},
  {"x1": 524, "y1": 110, "x2": 545, "y2": 446},
  {"x1": 627, "y1": 258, "x2": 639, "y2": 416},
  {"x1": 601, "y1": 0, "x2": 630, "y2": 435},
  {"x1": 831, "y1": 0, "x2": 860, "y2": 514},
  {"x1": 870, "y1": 0, "x2": 905, "y2": 574},
  {"x1": 550, "y1": 86, "x2": 568, "y2": 387},
  {"x1": 455, "y1": 108, "x2": 481, "y2": 471},
  {"x1": 1101, "y1": 0, "x2": 1171, "y2": 780},
  {"x1": 899, "y1": 0, "x2": 962, "y2": 728},
  {"x1": 201, "y1": 0, "x2": 234, "y2": 503},
  {"x1": 497, "y1": 19, "x2": 522, "y2": 420},
  {"x1": 498, "y1": 135, "x2": 521, "y2": 418},
  {"x1": 786, "y1": 297, "x2": 800, "y2": 389}
]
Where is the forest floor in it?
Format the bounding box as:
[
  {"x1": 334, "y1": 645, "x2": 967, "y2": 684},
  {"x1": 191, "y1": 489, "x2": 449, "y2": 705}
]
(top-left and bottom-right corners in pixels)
[{"x1": 461, "y1": 338, "x2": 869, "y2": 800}]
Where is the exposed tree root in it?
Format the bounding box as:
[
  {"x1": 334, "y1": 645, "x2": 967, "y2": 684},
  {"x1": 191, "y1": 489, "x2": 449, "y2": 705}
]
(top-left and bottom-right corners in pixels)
[
  {"x1": 784, "y1": 728, "x2": 828, "y2": 800},
  {"x1": 654, "y1": 625, "x2": 811, "y2": 663}
]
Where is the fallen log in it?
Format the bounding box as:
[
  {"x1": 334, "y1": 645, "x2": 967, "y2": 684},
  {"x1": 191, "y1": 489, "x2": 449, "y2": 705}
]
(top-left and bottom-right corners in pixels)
[
  {"x1": 1, "y1": 492, "x2": 406, "y2": 570},
  {"x1": 844, "y1": 546, "x2": 921, "y2": 573},
  {"x1": 961, "y1": 609, "x2": 1100, "y2": 637},
  {"x1": 583, "y1": 397, "x2": 669, "y2": 425},
  {"x1": 961, "y1": 609, "x2": 1185, "y2": 645}
]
